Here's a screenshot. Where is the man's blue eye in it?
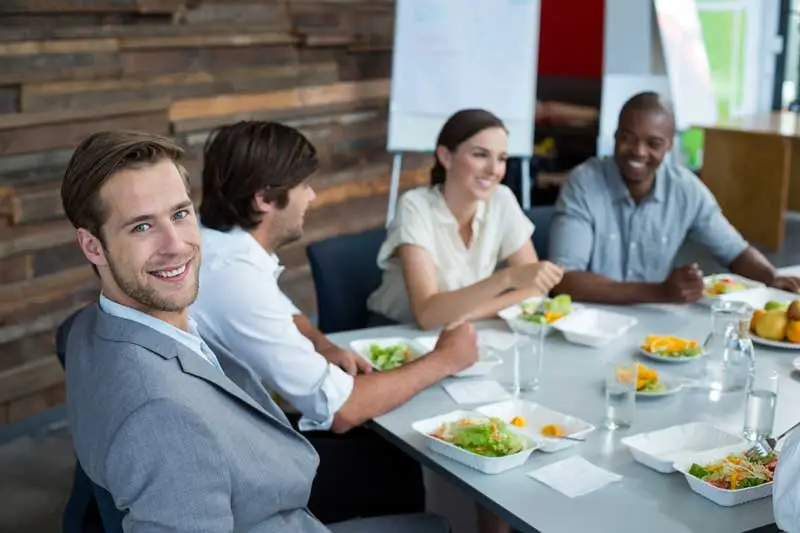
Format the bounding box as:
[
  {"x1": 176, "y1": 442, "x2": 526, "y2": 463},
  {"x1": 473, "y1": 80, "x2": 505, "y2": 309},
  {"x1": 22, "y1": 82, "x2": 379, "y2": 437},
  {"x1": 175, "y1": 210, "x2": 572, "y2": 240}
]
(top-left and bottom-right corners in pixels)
[{"x1": 132, "y1": 223, "x2": 149, "y2": 233}]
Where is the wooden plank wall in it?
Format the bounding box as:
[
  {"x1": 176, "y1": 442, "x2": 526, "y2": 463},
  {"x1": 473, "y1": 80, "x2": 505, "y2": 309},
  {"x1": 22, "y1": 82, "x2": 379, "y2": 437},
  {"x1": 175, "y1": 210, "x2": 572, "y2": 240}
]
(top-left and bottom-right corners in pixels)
[{"x1": 0, "y1": 0, "x2": 430, "y2": 427}]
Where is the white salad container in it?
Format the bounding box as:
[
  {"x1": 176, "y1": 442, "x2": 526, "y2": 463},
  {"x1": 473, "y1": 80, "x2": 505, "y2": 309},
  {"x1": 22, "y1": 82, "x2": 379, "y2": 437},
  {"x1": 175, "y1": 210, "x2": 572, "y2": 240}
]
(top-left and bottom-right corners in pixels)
[
  {"x1": 498, "y1": 296, "x2": 582, "y2": 338},
  {"x1": 672, "y1": 444, "x2": 775, "y2": 506},
  {"x1": 621, "y1": 422, "x2": 746, "y2": 473},
  {"x1": 411, "y1": 410, "x2": 538, "y2": 474},
  {"x1": 350, "y1": 337, "x2": 429, "y2": 371}
]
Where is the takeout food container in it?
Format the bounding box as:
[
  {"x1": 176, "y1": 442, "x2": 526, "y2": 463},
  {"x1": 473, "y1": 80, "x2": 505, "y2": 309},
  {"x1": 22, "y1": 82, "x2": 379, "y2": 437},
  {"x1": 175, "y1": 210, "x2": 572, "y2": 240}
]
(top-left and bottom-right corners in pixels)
[
  {"x1": 550, "y1": 308, "x2": 637, "y2": 348},
  {"x1": 673, "y1": 444, "x2": 774, "y2": 506},
  {"x1": 411, "y1": 410, "x2": 537, "y2": 474},
  {"x1": 621, "y1": 422, "x2": 746, "y2": 473},
  {"x1": 497, "y1": 296, "x2": 583, "y2": 338},
  {"x1": 475, "y1": 399, "x2": 595, "y2": 453},
  {"x1": 413, "y1": 336, "x2": 503, "y2": 378},
  {"x1": 349, "y1": 337, "x2": 429, "y2": 371},
  {"x1": 699, "y1": 273, "x2": 764, "y2": 307}
]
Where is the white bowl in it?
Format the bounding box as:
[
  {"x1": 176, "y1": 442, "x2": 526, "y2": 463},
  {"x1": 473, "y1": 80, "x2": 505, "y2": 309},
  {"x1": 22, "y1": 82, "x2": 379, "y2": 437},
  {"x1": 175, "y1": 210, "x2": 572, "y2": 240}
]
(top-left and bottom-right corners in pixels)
[
  {"x1": 550, "y1": 308, "x2": 637, "y2": 348},
  {"x1": 411, "y1": 410, "x2": 538, "y2": 474},
  {"x1": 497, "y1": 296, "x2": 584, "y2": 338},
  {"x1": 350, "y1": 337, "x2": 429, "y2": 371},
  {"x1": 621, "y1": 422, "x2": 746, "y2": 473},
  {"x1": 699, "y1": 273, "x2": 764, "y2": 307},
  {"x1": 475, "y1": 399, "x2": 595, "y2": 453},
  {"x1": 673, "y1": 444, "x2": 775, "y2": 506},
  {"x1": 413, "y1": 336, "x2": 503, "y2": 377}
]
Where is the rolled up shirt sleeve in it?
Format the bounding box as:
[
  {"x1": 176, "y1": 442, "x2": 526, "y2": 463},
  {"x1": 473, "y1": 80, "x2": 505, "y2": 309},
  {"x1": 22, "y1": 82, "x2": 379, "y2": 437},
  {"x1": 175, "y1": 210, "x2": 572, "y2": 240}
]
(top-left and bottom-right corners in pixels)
[
  {"x1": 548, "y1": 171, "x2": 595, "y2": 272},
  {"x1": 191, "y1": 259, "x2": 354, "y2": 431},
  {"x1": 687, "y1": 177, "x2": 749, "y2": 267}
]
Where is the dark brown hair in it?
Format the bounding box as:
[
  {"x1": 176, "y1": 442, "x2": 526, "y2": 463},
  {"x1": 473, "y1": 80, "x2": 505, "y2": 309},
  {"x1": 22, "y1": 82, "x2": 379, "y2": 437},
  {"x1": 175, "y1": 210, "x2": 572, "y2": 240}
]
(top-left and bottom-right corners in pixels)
[
  {"x1": 199, "y1": 120, "x2": 319, "y2": 231},
  {"x1": 431, "y1": 109, "x2": 506, "y2": 186},
  {"x1": 61, "y1": 130, "x2": 185, "y2": 244}
]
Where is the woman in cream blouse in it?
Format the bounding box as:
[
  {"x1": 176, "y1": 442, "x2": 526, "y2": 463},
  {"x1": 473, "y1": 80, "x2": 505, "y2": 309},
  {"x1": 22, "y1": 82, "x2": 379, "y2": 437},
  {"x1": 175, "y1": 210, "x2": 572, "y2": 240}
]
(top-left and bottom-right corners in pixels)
[{"x1": 367, "y1": 108, "x2": 564, "y2": 330}]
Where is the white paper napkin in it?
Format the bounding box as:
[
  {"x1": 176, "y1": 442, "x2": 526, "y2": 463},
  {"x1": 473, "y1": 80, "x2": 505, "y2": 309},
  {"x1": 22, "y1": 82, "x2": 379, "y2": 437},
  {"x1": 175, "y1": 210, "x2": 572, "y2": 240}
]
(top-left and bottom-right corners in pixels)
[
  {"x1": 527, "y1": 456, "x2": 622, "y2": 498},
  {"x1": 442, "y1": 379, "x2": 512, "y2": 404}
]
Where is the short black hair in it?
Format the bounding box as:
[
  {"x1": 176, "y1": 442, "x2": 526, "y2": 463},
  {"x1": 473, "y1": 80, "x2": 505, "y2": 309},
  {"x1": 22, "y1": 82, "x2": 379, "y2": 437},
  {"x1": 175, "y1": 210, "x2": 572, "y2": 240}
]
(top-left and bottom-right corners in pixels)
[
  {"x1": 199, "y1": 121, "x2": 319, "y2": 231},
  {"x1": 618, "y1": 91, "x2": 675, "y2": 132}
]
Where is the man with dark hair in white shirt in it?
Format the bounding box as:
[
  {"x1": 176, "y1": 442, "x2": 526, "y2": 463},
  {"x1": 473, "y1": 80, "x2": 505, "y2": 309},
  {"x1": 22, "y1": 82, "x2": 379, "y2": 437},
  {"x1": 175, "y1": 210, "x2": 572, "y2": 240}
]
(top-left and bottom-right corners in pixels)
[{"x1": 190, "y1": 120, "x2": 479, "y2": 524}]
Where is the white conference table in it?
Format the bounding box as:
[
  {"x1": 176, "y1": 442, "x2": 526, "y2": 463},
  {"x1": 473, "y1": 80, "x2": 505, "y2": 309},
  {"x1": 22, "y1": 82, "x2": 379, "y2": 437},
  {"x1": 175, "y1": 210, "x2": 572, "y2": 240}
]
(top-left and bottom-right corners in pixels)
[{"x1": 328, "y1": 277, "x2": 800, "y2": 533}]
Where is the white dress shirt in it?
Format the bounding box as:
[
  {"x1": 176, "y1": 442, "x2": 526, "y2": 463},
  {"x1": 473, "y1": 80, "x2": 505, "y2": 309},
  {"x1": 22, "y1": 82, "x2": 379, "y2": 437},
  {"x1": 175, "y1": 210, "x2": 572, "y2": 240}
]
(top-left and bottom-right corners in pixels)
[
  {"x1": 775, "y1": 429, "x2": 800, "y2": 532},
  {"x1": 190, "y1": 225, "x2": 354, "y2": 431},
  {"x1": 367, "y1": 184, "x2": 534, "y2": 323}
]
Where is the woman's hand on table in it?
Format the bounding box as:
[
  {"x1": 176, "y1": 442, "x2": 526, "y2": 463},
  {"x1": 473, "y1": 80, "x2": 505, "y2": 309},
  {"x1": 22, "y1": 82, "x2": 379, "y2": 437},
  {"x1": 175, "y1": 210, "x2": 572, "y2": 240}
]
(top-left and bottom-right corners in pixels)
[{"x1": 508, "y1": 261, "x2": 564, "y2": 294}]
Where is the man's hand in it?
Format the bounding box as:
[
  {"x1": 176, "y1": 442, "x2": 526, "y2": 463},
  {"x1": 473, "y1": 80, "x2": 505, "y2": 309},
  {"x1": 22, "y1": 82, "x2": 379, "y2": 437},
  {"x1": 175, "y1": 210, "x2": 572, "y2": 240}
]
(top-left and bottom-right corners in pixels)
[
  {"x1": 661, "y1": 263, "x2": 704, "y2": 303},
  {"x1": 772, "y1": 276, "x2": 800, "y2": 293},
  {"x1": 318, "y1": 344, "x2": 372, "y2": 376},
  {"x1": 430, "y1": 322, "x2": 479, "y2": 375}
]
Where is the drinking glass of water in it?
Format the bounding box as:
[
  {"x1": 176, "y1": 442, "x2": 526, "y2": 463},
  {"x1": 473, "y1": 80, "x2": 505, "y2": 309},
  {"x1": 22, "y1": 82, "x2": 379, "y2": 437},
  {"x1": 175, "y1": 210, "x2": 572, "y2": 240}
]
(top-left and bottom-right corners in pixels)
[
  {"x1": 743, "y1": 366, "x2": 779, "y2": 442},
  {"x1": 603, "y1": 359, "x2": 636, "y2": 430},
  {"x1": 512, "y1": 331, "x2": 544, "y2": 394}
]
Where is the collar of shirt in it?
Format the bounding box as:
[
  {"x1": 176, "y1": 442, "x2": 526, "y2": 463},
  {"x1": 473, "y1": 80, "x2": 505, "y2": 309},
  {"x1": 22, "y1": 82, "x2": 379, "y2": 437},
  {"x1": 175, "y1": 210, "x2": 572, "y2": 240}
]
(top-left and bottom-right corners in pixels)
[
  {"x1": 98, "y1": 293, "x2": 220, "y2": 368},
  {"x1": 430, "y1": 184, "x2": 487, "y2": 232},
  {"x1": 199, "y1": 224, "x2": 285, "y2": 280},
  {"x1": 603, "y1": 156, "x2": 667, "y2": 204}
]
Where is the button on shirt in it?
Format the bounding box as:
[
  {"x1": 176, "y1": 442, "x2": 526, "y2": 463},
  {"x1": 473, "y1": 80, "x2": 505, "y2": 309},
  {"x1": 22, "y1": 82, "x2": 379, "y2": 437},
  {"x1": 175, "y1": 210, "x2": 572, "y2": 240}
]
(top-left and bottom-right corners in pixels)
[
  {"x1": 98, "y1": 294, "x2": 222, "y2": 372},
  {"x1": 190, "y1": 226, "x2": 354, "y2": 432},
  {"x1": 548, "y1": 157, "x2": 749, "y2": 282},
  {"x1": 367, "y1": 184, "x2": 534, "y2": 324}
]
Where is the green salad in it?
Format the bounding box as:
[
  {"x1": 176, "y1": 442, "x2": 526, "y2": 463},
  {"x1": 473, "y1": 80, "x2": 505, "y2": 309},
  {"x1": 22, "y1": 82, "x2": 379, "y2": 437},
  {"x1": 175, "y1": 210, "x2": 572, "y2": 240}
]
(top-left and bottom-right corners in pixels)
[
  {"x1": 519, "y1": 294, "x2": 572, "y2": 325},
  {"x1": 430, "y1": 417, "x2": 527, "y2": 457},
  {"x1": 368, "y1": 343, "x2": 412, "y2": 371}
]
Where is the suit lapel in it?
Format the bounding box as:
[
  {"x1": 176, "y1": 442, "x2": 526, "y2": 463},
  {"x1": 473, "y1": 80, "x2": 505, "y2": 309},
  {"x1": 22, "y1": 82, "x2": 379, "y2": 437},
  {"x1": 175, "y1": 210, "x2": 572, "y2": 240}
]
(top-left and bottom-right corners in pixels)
[
  {"x1": 94, "y1": 306, "x2": 287, "y2": 428},
  {"x1": 172, "y1": 343, "x2": 278, "y2": 422}
]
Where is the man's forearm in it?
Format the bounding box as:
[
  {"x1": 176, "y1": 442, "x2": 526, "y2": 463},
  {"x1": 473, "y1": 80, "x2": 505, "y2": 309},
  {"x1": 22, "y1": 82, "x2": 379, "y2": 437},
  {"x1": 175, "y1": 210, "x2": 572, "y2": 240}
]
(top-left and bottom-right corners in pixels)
[
  {"x1": 553, "y1": 271, "x2": 667, "y2": 305},
  {"x1": 729, "y1": 246, "x2": 777, "y2": 286},
  {"x1": 293, "y1": 314, "x2": 333, "y2": 351},
  {"x1": 331, "y1": 353, "x2": 454, "y2": 433}
]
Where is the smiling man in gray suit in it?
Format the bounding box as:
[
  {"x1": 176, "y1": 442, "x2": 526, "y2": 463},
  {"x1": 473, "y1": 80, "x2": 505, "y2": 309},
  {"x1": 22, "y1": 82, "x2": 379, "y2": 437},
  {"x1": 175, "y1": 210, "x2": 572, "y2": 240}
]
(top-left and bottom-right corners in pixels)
[{"x1": 59, "y1": 129, "x2": 464, "y2": 532}]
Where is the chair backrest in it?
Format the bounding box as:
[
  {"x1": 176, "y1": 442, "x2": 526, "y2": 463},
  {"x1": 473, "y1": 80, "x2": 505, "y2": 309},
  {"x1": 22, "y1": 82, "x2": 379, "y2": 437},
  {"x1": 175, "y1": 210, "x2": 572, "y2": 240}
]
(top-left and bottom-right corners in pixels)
[
  {"x1": 306, "y1": 227, "x2": 387, "y2": 334},
  {"x1": 524, "y1": 205, "x2": 555, "y2": 260},
  {"x1": 56, "y1": 307, "x2": 125, "y2": 533}
]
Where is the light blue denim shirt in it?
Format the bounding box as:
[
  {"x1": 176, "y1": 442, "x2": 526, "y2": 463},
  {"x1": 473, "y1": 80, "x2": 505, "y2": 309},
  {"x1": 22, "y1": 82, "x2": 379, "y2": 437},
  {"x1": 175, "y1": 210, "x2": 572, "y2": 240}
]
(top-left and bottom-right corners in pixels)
[
  {"x1": 98, "y1": 294, "x2": 222, "y2": 371},
  {"x1": 548, "y1": 157, "x2": 749, "y2": 283}
]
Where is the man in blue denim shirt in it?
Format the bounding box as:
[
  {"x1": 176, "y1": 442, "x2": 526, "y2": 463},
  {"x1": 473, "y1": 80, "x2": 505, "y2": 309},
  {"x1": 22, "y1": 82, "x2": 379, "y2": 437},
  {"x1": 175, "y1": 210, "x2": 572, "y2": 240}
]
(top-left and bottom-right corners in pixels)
[{"x1": 549, "y1": 91, "x2": 800, "y2": 304}]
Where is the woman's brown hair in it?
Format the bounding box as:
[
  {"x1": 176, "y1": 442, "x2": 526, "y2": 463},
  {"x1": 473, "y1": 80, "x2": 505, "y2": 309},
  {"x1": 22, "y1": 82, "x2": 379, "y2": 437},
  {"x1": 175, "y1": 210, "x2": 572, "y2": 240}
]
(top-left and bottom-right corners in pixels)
[{"x1": 430, "y1": 109, "x2": 506, "y2": 186}]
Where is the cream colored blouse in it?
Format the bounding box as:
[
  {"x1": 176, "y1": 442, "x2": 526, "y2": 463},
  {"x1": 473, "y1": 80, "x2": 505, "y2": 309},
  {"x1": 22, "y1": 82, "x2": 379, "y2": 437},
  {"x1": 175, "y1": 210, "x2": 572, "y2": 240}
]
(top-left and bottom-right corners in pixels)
[{"x1": 366, "y1": 184, "x2": 534, "y2": 324}]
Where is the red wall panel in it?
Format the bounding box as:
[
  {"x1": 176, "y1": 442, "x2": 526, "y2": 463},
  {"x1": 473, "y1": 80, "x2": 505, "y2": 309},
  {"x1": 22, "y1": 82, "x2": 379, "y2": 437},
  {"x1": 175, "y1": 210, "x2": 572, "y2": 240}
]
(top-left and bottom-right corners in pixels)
[{"x1": 538, "y1": 0, "x2": 604, "y2": 78}]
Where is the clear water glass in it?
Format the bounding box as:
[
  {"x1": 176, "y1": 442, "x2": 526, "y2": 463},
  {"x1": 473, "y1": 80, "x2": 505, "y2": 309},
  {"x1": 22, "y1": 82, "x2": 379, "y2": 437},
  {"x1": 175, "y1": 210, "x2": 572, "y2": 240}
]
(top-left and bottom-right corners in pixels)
[
  {"x1": 743, "y1": 366, "x2": 778, "y2": 442},
  {"x1": 603, "y1": 360, "x2": 636, "y2": 430},
  {"x1": 703, "y1": 300, "x2": 755, "y2": 392},
  {"x1": 512, "y1": 329, "x2": 544, "y2": 393}
]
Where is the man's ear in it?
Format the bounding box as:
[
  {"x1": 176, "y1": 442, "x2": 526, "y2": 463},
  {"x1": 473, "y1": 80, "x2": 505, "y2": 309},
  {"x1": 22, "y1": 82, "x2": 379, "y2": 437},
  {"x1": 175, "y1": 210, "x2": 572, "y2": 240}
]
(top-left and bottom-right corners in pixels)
[
  {"x1": 435, "y1": 145, "x2": 453, "y2": 171},
  {"x1": 76, "y1": 228, "x2": 108, "y2": 268},
  {"x1": 253, "y1": 191, "x2": 274, "y2": 216}
]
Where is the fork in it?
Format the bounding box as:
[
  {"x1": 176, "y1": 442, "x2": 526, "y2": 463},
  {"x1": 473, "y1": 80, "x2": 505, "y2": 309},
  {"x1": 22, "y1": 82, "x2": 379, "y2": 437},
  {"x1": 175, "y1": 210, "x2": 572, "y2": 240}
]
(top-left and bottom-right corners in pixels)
[{"x1": 746, "y1": 420, "x2": 800, "y2": 458}]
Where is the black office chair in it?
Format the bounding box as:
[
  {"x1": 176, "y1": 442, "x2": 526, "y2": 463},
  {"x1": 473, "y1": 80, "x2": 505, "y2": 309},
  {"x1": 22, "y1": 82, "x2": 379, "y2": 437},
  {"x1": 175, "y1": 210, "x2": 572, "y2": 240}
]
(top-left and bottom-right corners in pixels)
[
  {"x1": 57, "y1": 307, "x2": 124, "y2": 533},
  {"x1": 306, "y1": 228, "x2": 388, "y2": 334},
  {"x1": 523, "y1": 205, "x2": 555, "y2": 260}
]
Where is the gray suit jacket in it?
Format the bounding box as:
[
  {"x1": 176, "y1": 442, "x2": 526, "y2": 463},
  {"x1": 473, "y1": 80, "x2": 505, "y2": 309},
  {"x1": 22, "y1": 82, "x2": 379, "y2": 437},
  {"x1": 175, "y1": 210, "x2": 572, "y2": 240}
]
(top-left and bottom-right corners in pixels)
[{"x1": 66, "y1": 303, "x2": 329, "y2": 533}]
